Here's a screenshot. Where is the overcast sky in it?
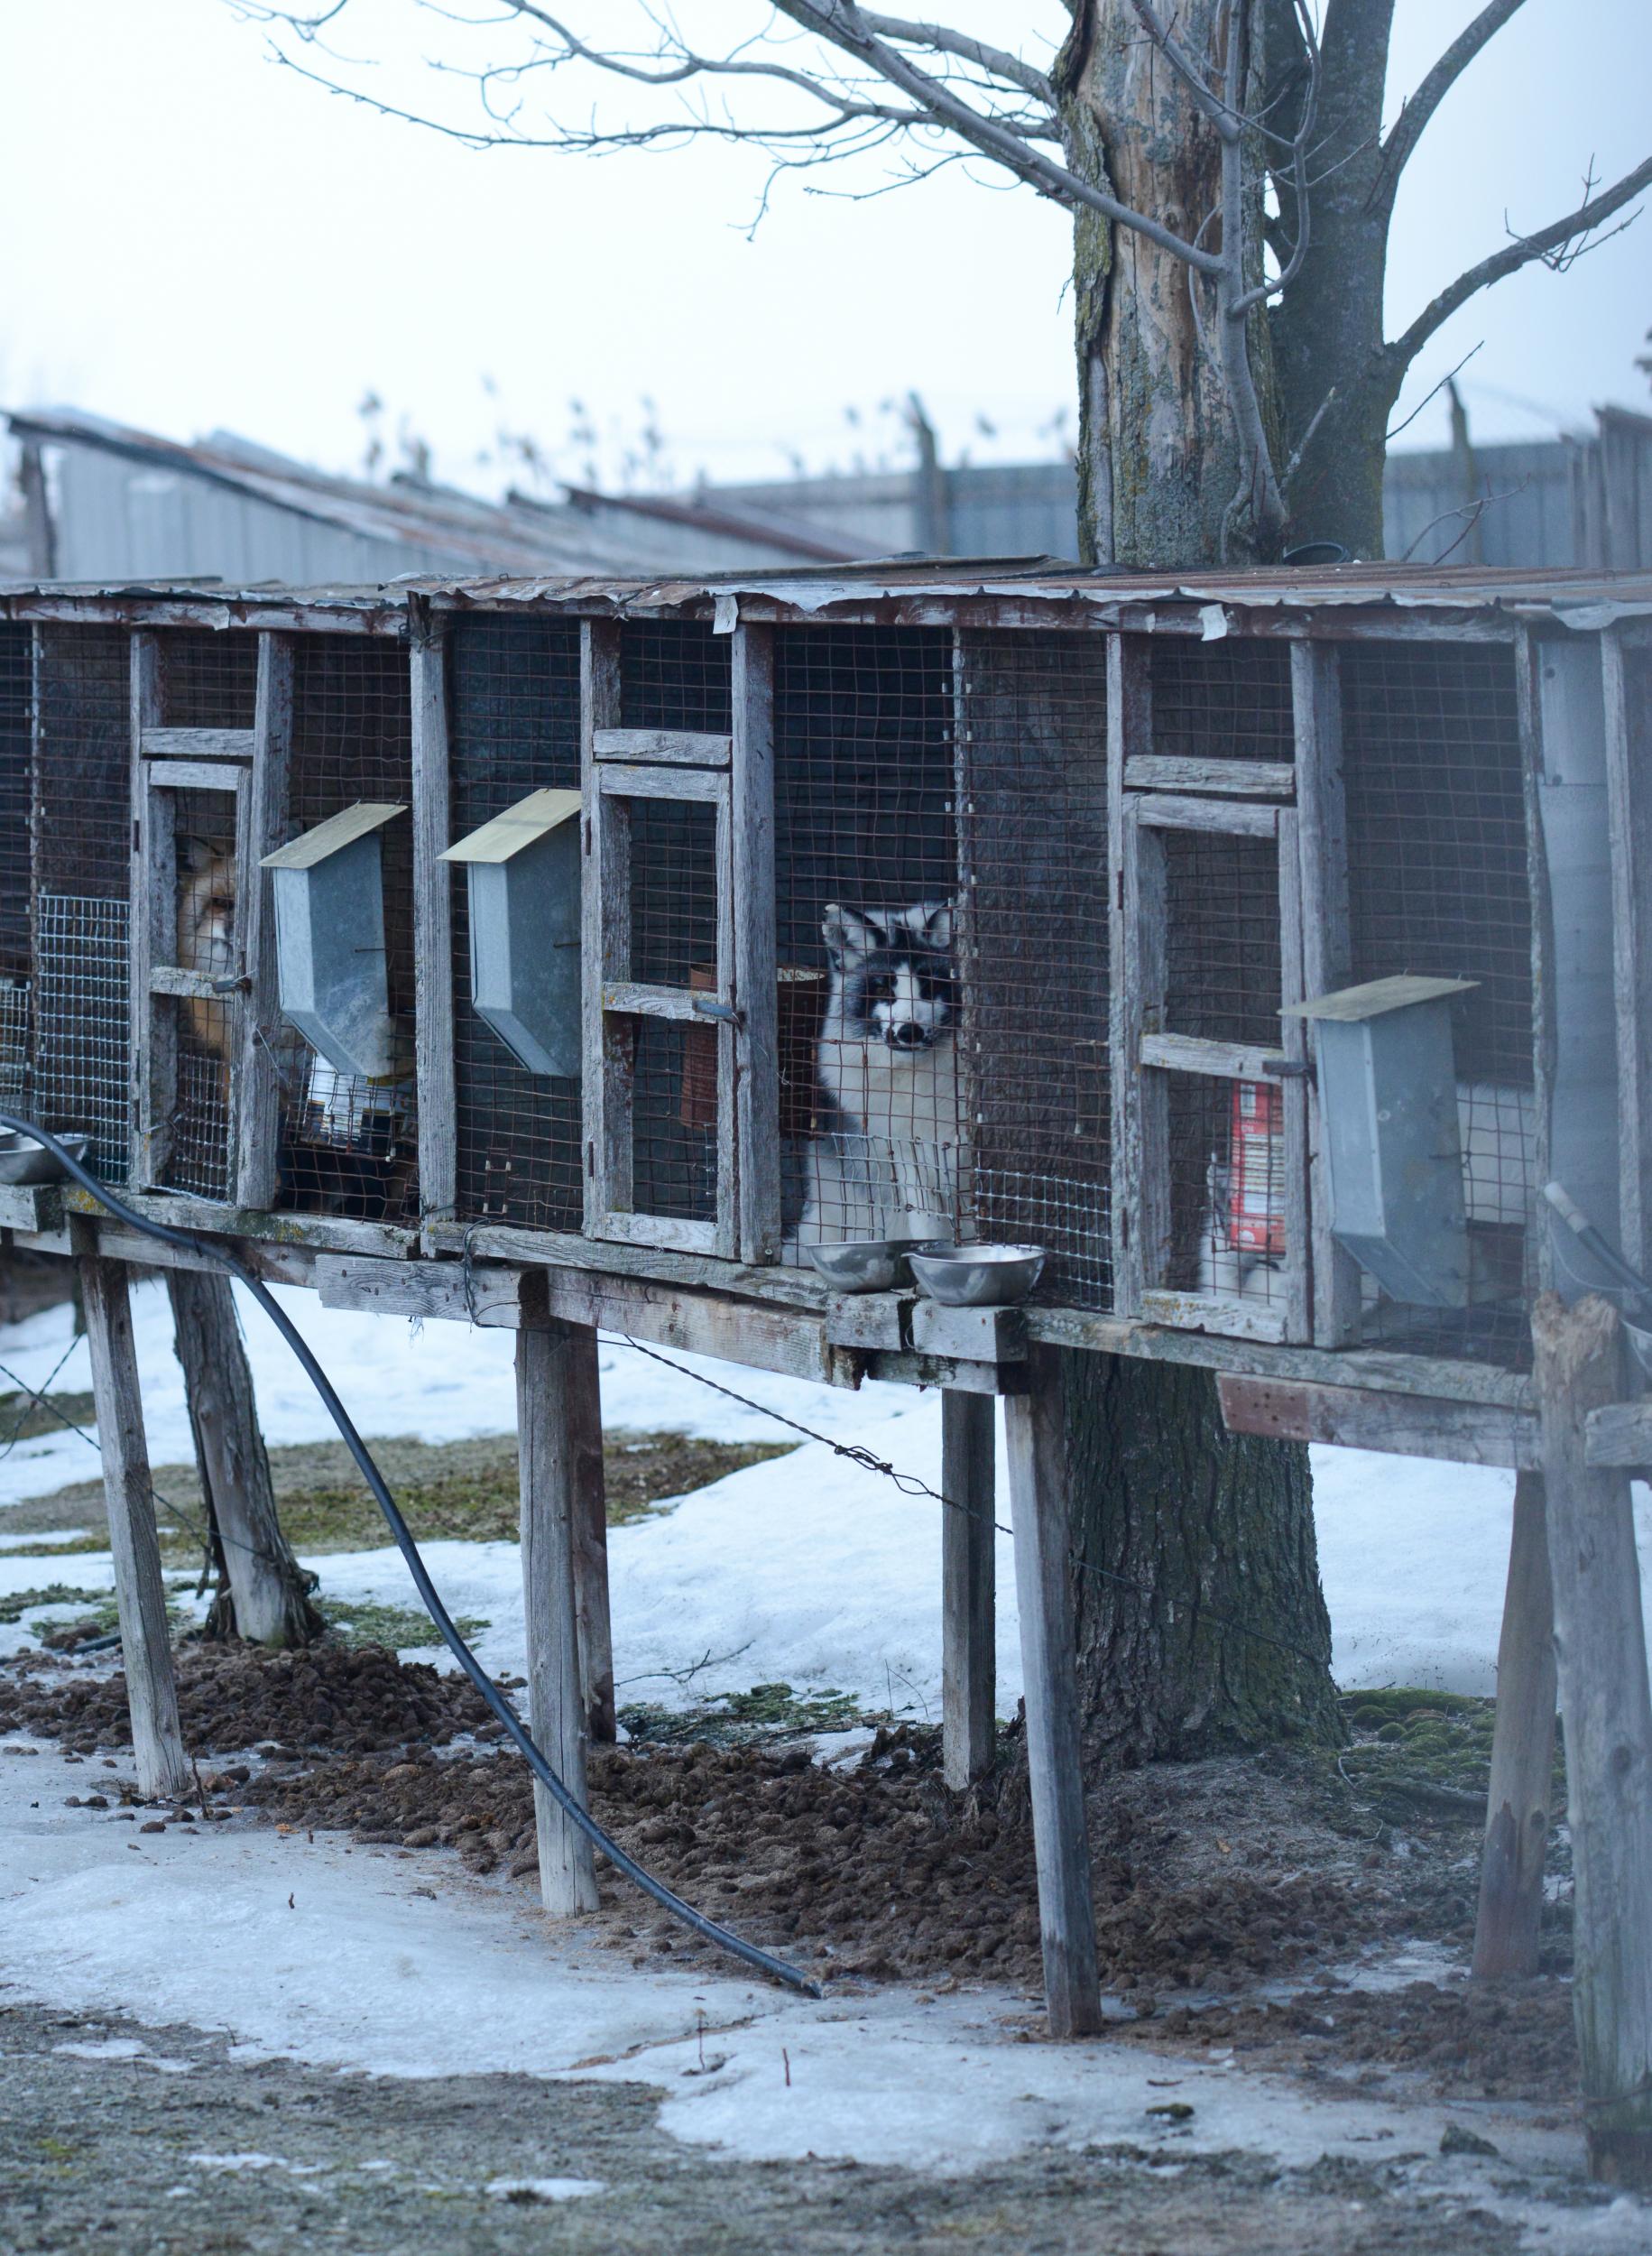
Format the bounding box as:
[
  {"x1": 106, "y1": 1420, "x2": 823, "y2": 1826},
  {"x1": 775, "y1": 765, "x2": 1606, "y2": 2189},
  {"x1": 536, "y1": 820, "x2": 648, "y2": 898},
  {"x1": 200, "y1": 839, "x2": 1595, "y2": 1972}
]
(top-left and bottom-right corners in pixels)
[{"x1": 1, "y1": 2, "x2": 1647, "y2": 497}]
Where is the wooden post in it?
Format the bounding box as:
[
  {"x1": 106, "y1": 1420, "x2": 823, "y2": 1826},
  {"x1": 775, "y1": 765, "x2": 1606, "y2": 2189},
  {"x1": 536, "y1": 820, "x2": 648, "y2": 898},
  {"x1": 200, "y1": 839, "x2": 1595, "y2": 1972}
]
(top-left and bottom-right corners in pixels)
[
  {"x1": 516, "y1": 1314, "x2": 600, "y2": 1916},
  {"x1": 941, "y1": 1389, "x2": 995, "y2": 1789},
  {"x1": 1532, "y1": 1292, "x2": 1652, "y2": 2187},
  {"x1": 564, "y1": 1319, "x2": 615, "y2": 1743},
  {"x1": 1003, "y1": 1344, "x2": 1102, "y2": 2036},
  {"x1": 1472, "y1": 1470, "x2": 1557, "y2": 1979},
  {"x1": 78, "y1": 1254, "x2": 191, "y2": 1802},
  {"x1": 167, "y1": 1267, "x2": 322, "y2": 1649}
]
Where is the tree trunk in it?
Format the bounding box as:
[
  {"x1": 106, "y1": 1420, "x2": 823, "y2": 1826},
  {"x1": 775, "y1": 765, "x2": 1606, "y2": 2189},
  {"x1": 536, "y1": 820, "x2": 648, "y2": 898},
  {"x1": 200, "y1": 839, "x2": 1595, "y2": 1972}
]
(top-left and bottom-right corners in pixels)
[
  {"x1": 1053, "y1": 2, "x2": 1342, "y2": 1758},
  {"x1": 168, "y1": 1270, "x2": 324, "y2": 1648}
]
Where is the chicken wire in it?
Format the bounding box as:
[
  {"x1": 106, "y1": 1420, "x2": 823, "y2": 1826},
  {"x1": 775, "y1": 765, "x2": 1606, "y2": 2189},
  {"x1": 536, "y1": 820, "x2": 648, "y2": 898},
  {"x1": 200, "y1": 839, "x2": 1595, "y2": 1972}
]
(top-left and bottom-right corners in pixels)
[
  {"x1": 162, "y1": 784, "x2": 238, "y2": 1202},
  {"x1": 1151, "y1": 638, "x2": 1295, "y2": 763},
  {"x1": 771, "y1": 625, "x2": 959, "y2": 1253},
  {"x1": 449, "y1": 615, "x2": 583, "y2": 1231},
  {"x1": 272, "y1": 637, "x2": 417, "y2": 1222},
  {"x1": 621, "y1": 619, "x2": 732, "y2": 735},
  {"x1": 156, "y1": 630, "x2": 260, "y2": 730},
  {"x1": 0, "y1": 626, "x2": 31, "y2": 1106},
  {"x1": 623, "y1": 791, "x2": 722, "y2": 1225},
  {"x1": 32, "y1": 627, "x2": 132, "y2": 1181},
  {"x1": 956, "y1": 629, "x2": 1111, "y2": 1308},
  {"x1": 1342, "y1": 641, "x2": 1533, "y2": 1364}
]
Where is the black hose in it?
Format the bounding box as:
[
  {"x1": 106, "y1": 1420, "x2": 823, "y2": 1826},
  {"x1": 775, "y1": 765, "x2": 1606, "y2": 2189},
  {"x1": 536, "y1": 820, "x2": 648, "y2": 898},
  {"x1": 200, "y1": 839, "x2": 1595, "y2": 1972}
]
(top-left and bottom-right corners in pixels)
[{"x1": 0, "y1": 1113, "x2": 819, "y2": 1997}]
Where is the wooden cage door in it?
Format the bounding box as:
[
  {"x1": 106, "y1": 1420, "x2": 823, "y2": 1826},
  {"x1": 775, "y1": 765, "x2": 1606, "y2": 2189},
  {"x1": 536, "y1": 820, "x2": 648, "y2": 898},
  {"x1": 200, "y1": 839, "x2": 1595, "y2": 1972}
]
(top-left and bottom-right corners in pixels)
[
  {"x1": 1112, "y1": 791, "x2": 1310, "y2": 1344},
  {"x1": 579, "y1": 619, "x2": 777, "y2": 1263}
]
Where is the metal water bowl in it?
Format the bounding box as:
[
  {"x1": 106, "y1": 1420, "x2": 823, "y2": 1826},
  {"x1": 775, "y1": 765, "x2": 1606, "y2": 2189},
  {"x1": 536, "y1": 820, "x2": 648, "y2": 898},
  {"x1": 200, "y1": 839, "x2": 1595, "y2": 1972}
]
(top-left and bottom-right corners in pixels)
[
  {"x1": 804, "y1": 1239, "x2": 914, "y2": 1293},
  {"x1": 909, "y1": 1242, "x2": 1046, "y2": 1307}
]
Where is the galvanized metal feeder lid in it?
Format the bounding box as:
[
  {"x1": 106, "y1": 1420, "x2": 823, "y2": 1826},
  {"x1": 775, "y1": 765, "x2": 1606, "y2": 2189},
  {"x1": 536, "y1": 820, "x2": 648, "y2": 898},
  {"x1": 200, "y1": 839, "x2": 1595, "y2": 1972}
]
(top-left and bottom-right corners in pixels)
[
  {"x1": 439, "y1": 787, "x2": 581, "y2": 864},
  {"x1": 1283, "y1": 974, "x2": 1477, "y2": 1022},
  {"x1": 260, "y1": 800, "x2": 407, "y2": 869}
]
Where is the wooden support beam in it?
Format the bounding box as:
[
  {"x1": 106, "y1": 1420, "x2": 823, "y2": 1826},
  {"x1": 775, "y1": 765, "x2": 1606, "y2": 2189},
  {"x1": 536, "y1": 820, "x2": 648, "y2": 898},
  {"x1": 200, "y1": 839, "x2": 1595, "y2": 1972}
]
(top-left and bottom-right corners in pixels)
[
  {"x1": 78, "y1": 1255, "x2": 191, "y2": 1801},
  {"x1": 1472, "y1": 1471, "x2": 1557, "y2": 1980},
  {"x1": 1217, "y1": 1373, "x2": 1539, "y2": 1469},
  {"x1": 562, "y1": 1319, "x2": 615, "y2": 1745},
  {"x1": 941, "y1": 1391, "x2": 996, "y2": 1790},
  {"x1": 167, "y1": 1269, "x2": 320, "y2": 1649},
  {"x1": 1003, "y1": 1344, "x2": 1101, "y2": 2037},
  {"x1": 1532, "y1": 1292, "x2": 1652, "y2": 2187},
  {"x1": 516, "y1": 1317, "x2": 600, "y2": 1918}
]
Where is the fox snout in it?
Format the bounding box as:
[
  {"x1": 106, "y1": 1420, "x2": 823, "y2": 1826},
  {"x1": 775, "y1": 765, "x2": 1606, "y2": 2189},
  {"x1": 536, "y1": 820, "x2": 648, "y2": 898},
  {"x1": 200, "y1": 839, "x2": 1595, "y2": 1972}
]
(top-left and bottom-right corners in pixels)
[{"x1": 886, "y1": 1020, "x2": 935, "y2": 1050}]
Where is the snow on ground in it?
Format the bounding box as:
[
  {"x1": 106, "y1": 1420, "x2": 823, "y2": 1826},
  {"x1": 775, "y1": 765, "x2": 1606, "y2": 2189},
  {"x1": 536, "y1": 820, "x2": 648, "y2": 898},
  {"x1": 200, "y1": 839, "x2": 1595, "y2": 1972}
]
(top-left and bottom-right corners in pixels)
[
  {"x1": 4, "y1": 1279, "x2": 1651, "y2": 1706},
  {"x1": 0, "y1": 1741, "x2": 1580, "y2": 2185}
]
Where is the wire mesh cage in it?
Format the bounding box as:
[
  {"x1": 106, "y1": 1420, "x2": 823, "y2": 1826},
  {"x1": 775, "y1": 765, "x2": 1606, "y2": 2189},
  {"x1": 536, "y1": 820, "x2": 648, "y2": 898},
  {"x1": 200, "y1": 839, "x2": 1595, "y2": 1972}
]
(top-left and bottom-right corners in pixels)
[
  {"x1": 1341, "y1": 641, "x2": 1533, "y2": 1364},
  {"x1": 32, "y1": 627, "x2": 132, "y2": 1181},
  {"x1": 0, "y1": 626, "x2": 32, "y2": 1111},
  {"x1": 163, "y1": 782, "x2": 239, "y2": 1201},
  {"x1": 771, "y1": 625, "x2": 959, "y2": 1253},
  {"x1": 156, "y1": 631, "x2": 260, "y2": 731},
  {"x1": 1150, "y1": 638, "x2": 1295, "y2": 764},
  {"x1": 449, "y1": 615, "x2": 584, "y2": 1231},
  {"x1": 956, "y1": 630, "x2": 1111, "y2": 1308},
  {"x1": 270, "y1": 637, "x2": 416, "y2": 1222}
]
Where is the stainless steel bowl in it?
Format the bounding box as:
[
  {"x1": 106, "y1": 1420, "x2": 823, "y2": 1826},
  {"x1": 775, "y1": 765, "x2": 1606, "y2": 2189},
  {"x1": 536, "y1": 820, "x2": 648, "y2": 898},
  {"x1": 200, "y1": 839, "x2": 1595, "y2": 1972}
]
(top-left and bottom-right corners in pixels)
[
  {"x1": 0, "y1": 1130, "x2": 88, "y2": 1186},
  {"x1": 909, "y1": 1241, "x2": 1046, "y2": 1308},
  {"x1": 804, "y1": 1239, "x2": 914, "y2": 1293}
]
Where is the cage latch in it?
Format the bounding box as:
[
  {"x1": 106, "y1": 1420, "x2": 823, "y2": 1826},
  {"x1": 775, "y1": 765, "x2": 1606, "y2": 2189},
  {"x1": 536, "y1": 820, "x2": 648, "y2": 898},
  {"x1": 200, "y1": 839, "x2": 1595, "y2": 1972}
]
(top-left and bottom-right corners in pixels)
[
  {"x1": 211, "y1": 973, "x2": 251, "y2": 996},
  {"x1": 1258, "y1": 1055, "x2": 1310, "y2": 1080},
  {"x1": 690, "y1": 996, "x2": 743, "y2": 1028}
]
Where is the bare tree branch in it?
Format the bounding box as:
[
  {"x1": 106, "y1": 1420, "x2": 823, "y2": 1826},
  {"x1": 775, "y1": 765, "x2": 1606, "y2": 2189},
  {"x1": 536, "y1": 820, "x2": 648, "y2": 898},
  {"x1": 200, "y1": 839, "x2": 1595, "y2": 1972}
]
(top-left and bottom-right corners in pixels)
[
  {"x1": 1377, "y1": 0, "x2": 1528, "y2": 199},
  {"x1": 853, "y1": 11, "x2": 1053, "y2": 102},
  {"x1": 1390, "y1": 152, "x2": 1652, "y2": 371}
]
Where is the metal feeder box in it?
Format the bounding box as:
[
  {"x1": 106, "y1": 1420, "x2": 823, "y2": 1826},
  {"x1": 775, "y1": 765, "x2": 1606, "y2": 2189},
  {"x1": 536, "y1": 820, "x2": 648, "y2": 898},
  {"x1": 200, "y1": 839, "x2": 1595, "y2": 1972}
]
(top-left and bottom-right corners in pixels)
[
  {"x1": 440, "y1": 787, "x2": 582, "y2": 1079},
  {"x1": 1286, "y1": 975, "x2": 1476, "y2": 1309},
  {"x1": 261, "y1": 802, "x2": 406, "y2": 1082}
]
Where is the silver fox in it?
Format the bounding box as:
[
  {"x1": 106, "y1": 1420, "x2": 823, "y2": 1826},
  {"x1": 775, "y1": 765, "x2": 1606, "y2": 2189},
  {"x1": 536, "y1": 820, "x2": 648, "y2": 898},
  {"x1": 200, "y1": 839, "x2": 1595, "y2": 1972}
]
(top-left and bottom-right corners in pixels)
[{"x1": 798, "y1": 901, "x2": 960, "y2": 1245}]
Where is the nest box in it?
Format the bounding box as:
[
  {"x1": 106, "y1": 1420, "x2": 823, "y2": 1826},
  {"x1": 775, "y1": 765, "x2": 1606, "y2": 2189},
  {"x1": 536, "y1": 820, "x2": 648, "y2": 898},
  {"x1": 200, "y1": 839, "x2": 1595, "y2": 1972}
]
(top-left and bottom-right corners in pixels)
[
  {"x1": 440, "y1": 787, "x2": 583, "y2": 1079},
  {"x1": 261, "y1": 802, "x2": 406, "y2": 1082}
]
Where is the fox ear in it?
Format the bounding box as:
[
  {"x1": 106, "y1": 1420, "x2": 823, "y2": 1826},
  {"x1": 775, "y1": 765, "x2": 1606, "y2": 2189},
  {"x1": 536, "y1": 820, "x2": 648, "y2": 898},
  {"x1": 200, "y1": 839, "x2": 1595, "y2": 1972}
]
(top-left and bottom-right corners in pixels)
[
  {"x1": 179, "y1": 834, "x2": 213, "y2": 876},
  {"x1": 917, "y1": 901, "x2": 953, "y2": 952},
  {"x1": 823, "y1": 904, "x2": 880, "y2": 968}
]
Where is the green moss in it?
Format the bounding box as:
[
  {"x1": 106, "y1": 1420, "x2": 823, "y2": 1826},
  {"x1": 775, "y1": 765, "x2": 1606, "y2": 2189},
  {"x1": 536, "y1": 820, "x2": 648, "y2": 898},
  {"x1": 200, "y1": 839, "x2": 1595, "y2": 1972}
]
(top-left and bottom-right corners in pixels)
[
  {"x1": 316, "y1": 1598, "x2": 488, "y2": 1653},
  {"x1": 0, "y1": 1582, "x2": 108, "y2": 1626},
  {"x1": 0, "y1": 1389, "x2": 96, "y2": 1445},
  {"x1": 618, "y1": 1680, "x2": 895, "y2": 1749}
]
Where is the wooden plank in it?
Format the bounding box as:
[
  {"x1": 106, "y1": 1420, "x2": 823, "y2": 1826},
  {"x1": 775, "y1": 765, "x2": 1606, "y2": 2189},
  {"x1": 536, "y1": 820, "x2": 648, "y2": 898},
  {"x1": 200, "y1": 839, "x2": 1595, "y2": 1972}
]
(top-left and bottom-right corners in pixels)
[
  {"x1": 561, "y1": 1317, "x2": 615, "y2": 1743},
  {"x1": 1518, "y1": 625, "x2": 1557, "y2": 1294},
  {"x1": 140, "y1": 727, "x2": 254, "y2": 763},
  {"x1": 1277, "y1": 806, "x2": 1311, "y2": 1341},
  {"x1": 1134, "y1": 794, "x2": 1279, "y2": 837},
  {"x1": 1139, "y1": 1031, "x2": 1295, "y2": 1082},
  {"x1": 1139, "y1": 1288, "x2": 1290, "y2": 1345},
  {"x1": 600, "y1": 980, "x2": 702, "y2": 1022},
  {"x1": 909, "y1": 1299, "x2": 1026, "y2": 1364},
  {"x1": 1217, "y1": 1373, "x2": 1538, "y2": 1467},
  {"x1": 93, "y1": 1225, "x2": 314, "y2": 1290},
  {"x1": 1602, "y1": 629, "x2": 1652, "y2": 1276},
  {"x1": 0, "y1": 1182, "x2": 63, "y2": 1233},
  {"x1": 1104, "y1": 625, "x2": 1136, "y2": 1315},
  {"x1": 592, "y1": 727, "x2": 732, "y2": 766},
  {"x1": 78, "y1": 1254, "x2": 191, "y2": 1802},
  {"x1": 596, "y1": 760, "x2": 724, "y2": 804},
  {"x1": 143, "y1": 757, "x2": 249, "y2": 793},
  {"x1": 426, "y1": 1216, "x2": 834, "y2": 1309},
  {"x1": 1115, "y1": 799, "x2": 1168, "y2": 1313},
  {"x1": 598, "y1": 1209, "x2": 720, "y2": 1256},
  {"x1": 1584, "y1": 1397, "x2": 1652, "y2": 1467},
  {"x1": 823, "y1": 1292, "x2": 908, "y2": 1351},
  {"x1": 130, "y1": 640, "x2": 170, "y2": 1189},
  {"x1": 582, "y1": 621, "x2": 626, "y2": 1237},
  {"x1": 1124, "y1": 755, "x2": 1295, "y2": 798},
  {"x1": 148, "y1": 965, "x2": 221, "y2": 1001},
  {"x1": 731, "y1": 622, "x2": 780, "y2": 1264},
  {"x1": 411, "y1": 615, "x2": 457, "y2": 1224},
  {"x1": 166, "y1": 1268, "x2": 318, "y2": 1648},
  {"x1": 315, "y1": 1253, "x2": 537, "y2": 1328},
  {"x1": 941, "y1": 1390, "x2": 996, "y2": 1790},
  {"x1": 1003, "y1": 1344, "x2": 1101, "y2": 2037},
  {"x1": 1531, "y1": 1292, "x2": 1652, "y2": 2187},
  {"x1": 1472, "y1": 1471, "x2": 1557, "y2": 1978},
  {"x1": 62, "y1": 1182, "x2": 415, "y2": 1260},
  {"x1": 516, "y1": 1318, "x2": 600, "y2": 1917},
  {"x1": 1291, "y1": 640, "x2": 1361, "y2": 1346},
  {"x1": 235, "y1": 633, "x2": 288, "y2": 1212},
  {"x1": 712, "y1": 777, "x2": 738, "y2": 1262}
]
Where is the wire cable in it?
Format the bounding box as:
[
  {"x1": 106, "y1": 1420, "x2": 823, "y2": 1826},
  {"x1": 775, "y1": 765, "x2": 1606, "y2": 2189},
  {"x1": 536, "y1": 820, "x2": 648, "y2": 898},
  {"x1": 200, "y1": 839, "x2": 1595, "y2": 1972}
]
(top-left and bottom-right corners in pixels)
[{"x1": 0, "y1": 1113, "x2": 818, "y2": 1998}]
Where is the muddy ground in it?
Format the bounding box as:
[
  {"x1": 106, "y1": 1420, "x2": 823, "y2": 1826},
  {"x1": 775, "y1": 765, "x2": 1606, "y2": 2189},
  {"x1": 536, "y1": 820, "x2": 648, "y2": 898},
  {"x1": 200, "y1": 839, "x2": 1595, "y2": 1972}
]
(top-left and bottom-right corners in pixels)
[
  {"x1": 3, "y1": 1993, "x2": 1587, "y2": 2256},
  {"x1": 0, "y1": 1636, "x2": 1577, "y2": 2118}
]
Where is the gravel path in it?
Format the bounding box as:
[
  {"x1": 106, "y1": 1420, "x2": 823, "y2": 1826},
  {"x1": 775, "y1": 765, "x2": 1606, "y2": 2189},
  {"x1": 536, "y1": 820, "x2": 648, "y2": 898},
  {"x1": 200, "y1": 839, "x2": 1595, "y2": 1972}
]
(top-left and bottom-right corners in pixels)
[{"x1": 0, "y1": 1997, "x2": 1564, "y2": 2256}]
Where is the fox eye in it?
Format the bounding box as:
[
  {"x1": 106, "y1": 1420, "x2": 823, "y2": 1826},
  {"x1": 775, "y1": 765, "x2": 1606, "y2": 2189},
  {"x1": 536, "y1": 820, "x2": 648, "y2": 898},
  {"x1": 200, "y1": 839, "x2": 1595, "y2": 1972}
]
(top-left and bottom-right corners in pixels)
[{"x1": 864, "y1": 973, "x2": 895, "y2": 1003}]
